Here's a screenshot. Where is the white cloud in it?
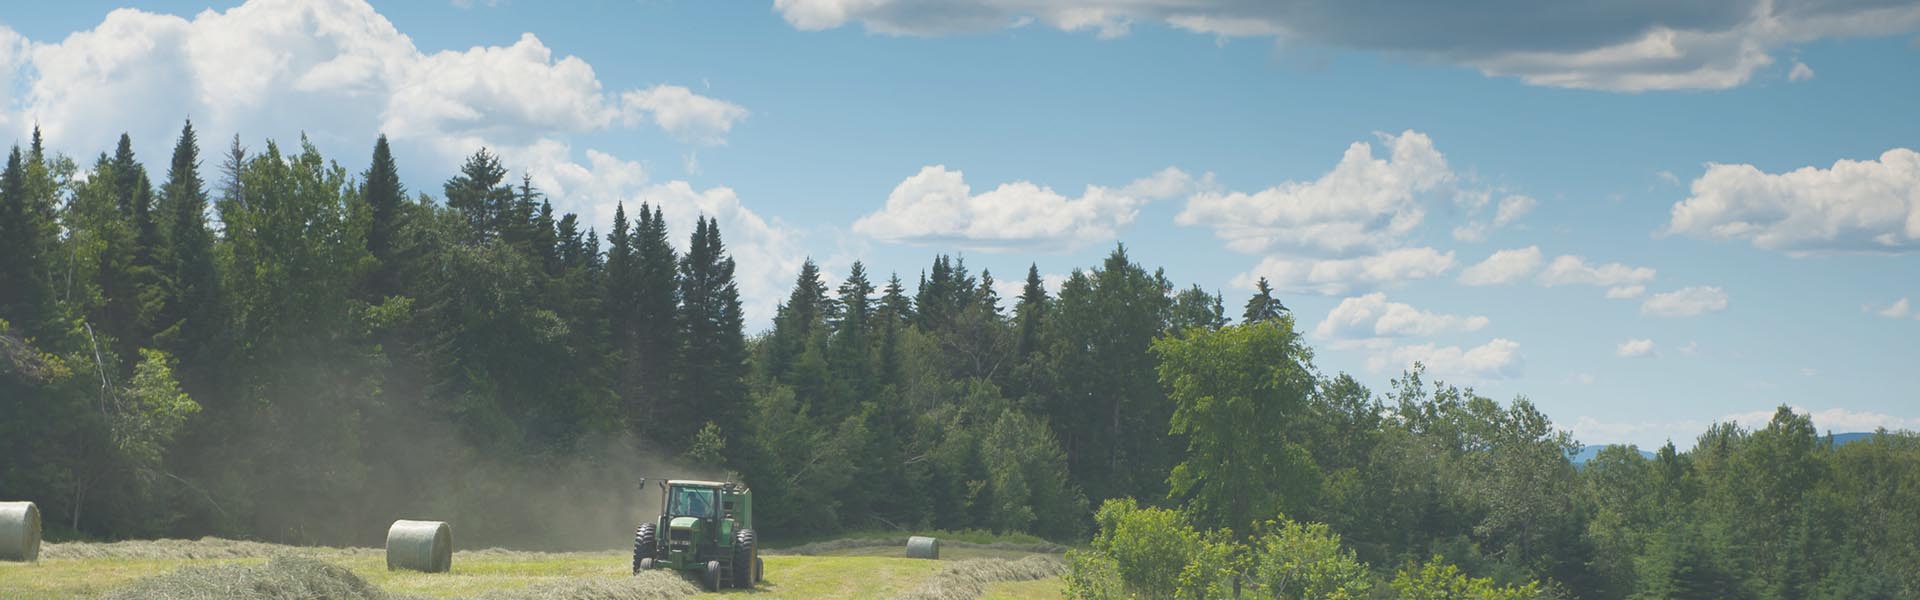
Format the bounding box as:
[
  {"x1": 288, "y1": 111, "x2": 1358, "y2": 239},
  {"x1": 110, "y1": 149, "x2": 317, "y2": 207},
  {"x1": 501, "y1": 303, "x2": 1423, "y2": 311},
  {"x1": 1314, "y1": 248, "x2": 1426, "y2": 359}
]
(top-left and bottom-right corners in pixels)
[
  {"x1": 772, "y1": 0, "x2": 1920, "y2": 92},
  {"x1": 1723, "y1": 406, "x2": 1920, "y2": 434},
  {"x1": 1313, "y1": 293, "x2": 1488, "y2": 340},
  {"x1": 1874, "y1": 297, "x2": 1912, "y2": 318},
  {"x1": 1641, "y1": 286, "x2": 1730, "y2": 317},
  {"x1": 990, "y1": 271, "x2": 1069, "y2": 305},
  {"x1": 1178, "y1": 130, "x2": 1450, "y2": 255},
  {"x1": 1788, "y1": 61, "x2": 1815, "y2": 82},
  {"x1": 1800, "y1": 367, "x2": 1818, "y2": 377},
  {"x1": 1458, "y1": 246, "x2": 1543, "y2": 285},
  {"x1": 1606, "y1": 285, "x2": 1647, "y2": 299},
  {"x1": 1668, "y1": 148, "x2": 1920, "y2": 254},
  {"x1": 1616, "y1": 338, "x2": 1654, "y2": 357},
  {"x1": 621, "y1": 84, "x2": 749, "y2": 145},
  {"x1": 853, "y1": 165, "x2": 1186, "y2": 252},
  {"x1": 1367, "y1": 338, "x2": 1522, "y2": 382},
  {"x1": 1567, "y1": 372, "x2": 1596, "y2": 385},
  {"x1": 1454, "y1": 194, "x2": 1537, "y2": 242},
  {"x1": 1230, "y1": 247, "x2": 1455, "y2": 296},
  {"x1": 1539, "y1": 255, "x2": 1657, "y2": 287},
  {"x1": 1679, "y1": 340, "x2": 1700, "y2": 355}
]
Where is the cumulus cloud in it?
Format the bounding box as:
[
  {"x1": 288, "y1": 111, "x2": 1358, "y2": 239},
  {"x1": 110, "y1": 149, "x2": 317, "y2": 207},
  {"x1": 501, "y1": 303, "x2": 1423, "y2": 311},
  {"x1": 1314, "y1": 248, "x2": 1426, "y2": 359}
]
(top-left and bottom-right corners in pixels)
[
  {"x1": 1617, "y1": 338, "x2": 1655, "y2": 357},
  {"x1": 1313, "y1": 293, "x2": 1488, "y2": 340},
  {"x1": 1230, "y1": 247, "x2": 1455, "y2": 296},
  {"x1": 1606, "y1": 285, "x2": 1647, "y2": 299},
  {"x1": 1539, "y1": 255, "x2": 1658, "y2": 287},
  {"x1": 1642, "y1": 286, "x2": 1730, "y2": 317},
  {"x1": 1668, "y1": 148, "x2": 1920, "y2": 254},
  {"x1": 1367, "y1": 338, "x2": 1522, "y2": 381},
  {"x1": 621, "y1": 84, "x2": 749, "y2": 145},
  {"x1": 1178, "y1": 130, "x2": 1450, "y2": 255},
  {"x1": 1454, "y1": 194, "x2": 1537, "y2": 242},
  {"x1": 853, "y1": 165, "x2": 1187, "y2": 252},
  {"x1": 1458, "y1": 246, "x2": 1544, "y2": 285},
  {"x1": 1873, "y1": 297, "x2": 1912, "y2": 318},
  {"x1": 771, "y1": 0, "x2": 1920, "y2": 92}
]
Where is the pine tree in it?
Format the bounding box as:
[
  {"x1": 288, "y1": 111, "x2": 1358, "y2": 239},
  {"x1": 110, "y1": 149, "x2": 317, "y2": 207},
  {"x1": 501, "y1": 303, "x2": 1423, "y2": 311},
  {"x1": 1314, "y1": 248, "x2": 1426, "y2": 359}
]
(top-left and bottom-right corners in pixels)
[
  {"x1": 0, "y1": 146, "x2": 48, "y2": 329},
  {"x1": 1242, "y1": 276, "x2": 1287, "y2": 324},
  {"x1": 677, "y1": 217, "x2": 749, "y2": 454},
  {"x1": 1014, "y1": 264, "x2": 1048, "y2": 359},
  {"x1": 828, "y1": 261, "x2": 876, "y2": 417},
  {"x1": 766, "y1": 259, "x2": 830, "y2": 381},
  {"x1": 443, "y1": 149, "x2": 509, "y2": 244},
  {"x1": 630, "y1": 204, "x2": 681, "y2": 442},
  {"x1": 362, "y1": 135, "x2": 407, "y2": 297},
  {"x1": 154, "y1": 121, "x2": 221, "y2": 368},
  {"x1": 532, "y1": 200, "x2": 560, "y2": 277}
]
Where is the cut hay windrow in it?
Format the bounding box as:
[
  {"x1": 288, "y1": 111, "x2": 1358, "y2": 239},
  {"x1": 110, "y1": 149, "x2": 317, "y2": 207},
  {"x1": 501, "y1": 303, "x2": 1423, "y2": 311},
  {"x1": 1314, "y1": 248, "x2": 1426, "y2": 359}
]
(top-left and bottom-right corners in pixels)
[
  {"x1": 889, "y1": 555, "x2": 1068, "y2": 600},
  {"x1": 101, "y1": 555, "x2": 394, "y2": 600},
  {"x1": 40, "y1": 537, "x2": 375, "y2": 561},
  {"x1": 386, "y1": 520, "x2": 453, "y2": 573},
  {"x1": 774, "y1": 537, "x2": 1067, "y2": 556},
  {"x1": 0, "y1": 501, "x2": 40, "y2": 562},
  {"x1": 463, "y1": 570, "x2": 698, "y2": 600}
]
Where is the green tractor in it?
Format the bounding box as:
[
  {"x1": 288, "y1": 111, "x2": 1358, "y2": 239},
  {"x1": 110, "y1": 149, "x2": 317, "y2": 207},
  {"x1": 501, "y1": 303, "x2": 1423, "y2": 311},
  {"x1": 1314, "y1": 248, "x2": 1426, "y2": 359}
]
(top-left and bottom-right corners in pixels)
[{"x1": 632, "y1": 479, "x2": 761, "y2": 591}]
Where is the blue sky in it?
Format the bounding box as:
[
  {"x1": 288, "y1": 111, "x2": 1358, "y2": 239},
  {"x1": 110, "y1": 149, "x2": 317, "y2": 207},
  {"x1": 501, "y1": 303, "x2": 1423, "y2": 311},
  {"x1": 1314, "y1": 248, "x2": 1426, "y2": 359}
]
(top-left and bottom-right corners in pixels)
[{"x1": 3, "y1": 0, "x2": 1917, "y2": 449}]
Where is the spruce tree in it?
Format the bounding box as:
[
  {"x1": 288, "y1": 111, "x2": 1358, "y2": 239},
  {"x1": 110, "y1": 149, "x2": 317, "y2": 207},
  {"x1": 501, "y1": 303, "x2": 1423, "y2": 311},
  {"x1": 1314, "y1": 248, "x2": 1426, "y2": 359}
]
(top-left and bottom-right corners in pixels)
[
  {"x1": 630, "y1": 204, "x2": 680, "y2": 442},
  {"x1": 677, "y1": 217, "x2": 748, "y2": 453},
  {"x1": 0, "y1": 146, "x2": 47, "y2": 329},
  {"x1": 362, "y1": 135, "x2": 406, "y2": 297},
  {"x1": 1014, "y1": 264, "x2": 1048, "y2": 359},
  {"x1": 155, "y1": 121, "x2": 221, "y2": 366},
  {"x1": 1242, "y1": 276, "x2": 1287, "y2": 324},
  {"x1": 443, "y1": 149, "x2": 509, "y2": 244}
]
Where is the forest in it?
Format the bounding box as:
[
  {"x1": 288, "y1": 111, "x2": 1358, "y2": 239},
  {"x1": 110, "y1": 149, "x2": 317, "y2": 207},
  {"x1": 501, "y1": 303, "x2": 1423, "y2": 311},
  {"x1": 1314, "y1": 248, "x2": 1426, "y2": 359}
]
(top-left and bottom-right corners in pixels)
[{"x1": 2, "y1": 122, "x2": 1918, "y2": 599}]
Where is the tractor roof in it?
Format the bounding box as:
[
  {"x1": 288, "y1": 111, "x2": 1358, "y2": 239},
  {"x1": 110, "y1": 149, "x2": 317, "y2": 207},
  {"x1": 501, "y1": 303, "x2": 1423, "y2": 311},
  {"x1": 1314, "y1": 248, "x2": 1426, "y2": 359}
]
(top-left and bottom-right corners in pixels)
[{"x1": 666, "y1": 479, "x2": 730, "y2": 488}]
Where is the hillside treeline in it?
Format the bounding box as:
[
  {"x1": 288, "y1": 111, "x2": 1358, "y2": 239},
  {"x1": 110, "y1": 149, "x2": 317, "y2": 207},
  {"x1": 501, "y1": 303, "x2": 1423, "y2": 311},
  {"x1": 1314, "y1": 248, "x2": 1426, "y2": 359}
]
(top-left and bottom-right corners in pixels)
[{"x1": 2, "y1": 123, "x2": 1917, "y2": 598}]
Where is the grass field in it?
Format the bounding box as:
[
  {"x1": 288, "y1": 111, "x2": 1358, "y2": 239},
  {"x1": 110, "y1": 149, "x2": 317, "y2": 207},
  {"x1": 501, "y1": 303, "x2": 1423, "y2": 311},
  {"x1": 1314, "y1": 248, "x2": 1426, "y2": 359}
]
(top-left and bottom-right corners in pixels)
[{"x1": 0, "y1": 538, "x2": 1065, "y2": 600}]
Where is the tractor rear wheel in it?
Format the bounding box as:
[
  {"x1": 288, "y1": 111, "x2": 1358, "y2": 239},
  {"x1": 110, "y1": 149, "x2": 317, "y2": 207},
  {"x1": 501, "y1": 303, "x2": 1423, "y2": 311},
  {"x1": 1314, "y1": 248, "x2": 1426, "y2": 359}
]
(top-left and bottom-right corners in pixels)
[
  {"x1": 703, "y1": 560, "x2": 722, "y2": 592},
  {"x1": 631, "y1": 523, "x2": 656, "y2": 575},
  {"x1": 732, "y1": 529, "x2": 758, "y2": 589}
]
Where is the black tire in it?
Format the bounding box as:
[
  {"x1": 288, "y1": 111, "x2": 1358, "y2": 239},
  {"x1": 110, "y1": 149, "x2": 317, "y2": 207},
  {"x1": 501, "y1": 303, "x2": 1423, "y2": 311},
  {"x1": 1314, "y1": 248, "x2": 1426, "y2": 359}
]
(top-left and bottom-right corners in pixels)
[
  {"x1": 732, "y1": 529, "x2": 758, "y2": 589},
  {"x1": 755, "y1": 556, "x2": 764, "y2": 583},
  {"x1": 631, "y1": 523, "x2": 656, "y2": 575},
  {"x1": 638, "y1": 557, "x2": 655, "y2": 571},
  {"x1": 703, "y1": 560, "x2": 722, "y2": 592}
]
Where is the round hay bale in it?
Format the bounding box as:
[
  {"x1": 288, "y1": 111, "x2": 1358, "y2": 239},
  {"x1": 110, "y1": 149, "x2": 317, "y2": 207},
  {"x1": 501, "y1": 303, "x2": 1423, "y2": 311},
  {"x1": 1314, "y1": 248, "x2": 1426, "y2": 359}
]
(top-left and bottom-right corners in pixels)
[
  {"x1": 906, "y1": 535, "x2": 940, "y2": 560},
  {"x1": 0, "y1": 502, "x2": 39, "y2": 562},
  {"x1": 385, "y1": 520, "x2": 451, "y2": 573}
]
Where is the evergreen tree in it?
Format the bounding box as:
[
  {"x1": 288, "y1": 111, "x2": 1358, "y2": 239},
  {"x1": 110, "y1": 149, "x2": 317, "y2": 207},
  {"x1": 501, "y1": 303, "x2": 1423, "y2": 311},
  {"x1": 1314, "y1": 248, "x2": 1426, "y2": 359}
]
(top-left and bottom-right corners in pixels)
[
  {"x1": 154, "y1": 121, "x2": 221, "y2": 370},
  {"x1": 1242, "y1": 276, "x2": 1287, "y2": 324},
  {"x1": 676, "y1": 217, "x2": 749, "y2": 453},
  {"x1": 828, "y1": 261, "x2": 876, "y2": 418},
  {"x1": 361, "y1": 134, "x2": 407, "y2": 297},
  {"x1": 443, "y1": 149, "x2": 510, "y2": 244},
  {"x1": 1014, "y1": 264, "x2": 1048, "y2": 359},
  {"x1": 631, "y1": 204, "x2": 681, "y2": 443},
  {"x1": 0, "y1": 146, "x2": 51, "y2": 330}
]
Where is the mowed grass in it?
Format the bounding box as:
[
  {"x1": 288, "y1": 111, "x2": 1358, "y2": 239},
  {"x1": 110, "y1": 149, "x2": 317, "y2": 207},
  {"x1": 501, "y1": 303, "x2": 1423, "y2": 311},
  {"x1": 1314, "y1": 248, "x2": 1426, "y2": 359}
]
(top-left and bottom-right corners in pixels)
[{"x1": 0, "y1": 539, "x2": 1065, "y2": 599}]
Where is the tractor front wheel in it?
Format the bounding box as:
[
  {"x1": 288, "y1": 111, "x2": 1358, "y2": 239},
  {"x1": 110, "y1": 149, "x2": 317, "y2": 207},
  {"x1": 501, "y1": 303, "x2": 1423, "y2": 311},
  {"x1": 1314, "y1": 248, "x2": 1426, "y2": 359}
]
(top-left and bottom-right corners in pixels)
[
  {"x1": 631, "y1": 523, "x2": 657, "y2": 575},
  {"x1": 703, "y1": 560, "x2": 722, "y2": 592}
]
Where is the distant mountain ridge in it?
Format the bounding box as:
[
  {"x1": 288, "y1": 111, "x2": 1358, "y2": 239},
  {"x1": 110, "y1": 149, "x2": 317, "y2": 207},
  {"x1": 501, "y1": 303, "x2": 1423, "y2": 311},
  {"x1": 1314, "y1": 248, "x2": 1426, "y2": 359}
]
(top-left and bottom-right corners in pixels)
[{"x1": 1570, "y1": 432, "x2": 1882, "y2": 466}]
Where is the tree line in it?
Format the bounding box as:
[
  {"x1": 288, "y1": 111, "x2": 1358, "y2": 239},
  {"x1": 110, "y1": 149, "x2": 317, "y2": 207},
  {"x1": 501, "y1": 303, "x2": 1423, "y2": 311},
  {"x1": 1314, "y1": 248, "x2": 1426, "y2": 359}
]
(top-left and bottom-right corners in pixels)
[{"x1": 2, "y1": 122, "x2": 1917, "y2": 598}]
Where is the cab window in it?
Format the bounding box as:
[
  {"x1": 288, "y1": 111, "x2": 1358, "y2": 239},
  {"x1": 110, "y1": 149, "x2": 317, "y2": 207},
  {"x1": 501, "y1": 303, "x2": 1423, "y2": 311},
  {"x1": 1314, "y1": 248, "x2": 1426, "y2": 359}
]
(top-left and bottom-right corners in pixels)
[{"x1": 669, "y1": 487, "x2": 716, "y2": 518}]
